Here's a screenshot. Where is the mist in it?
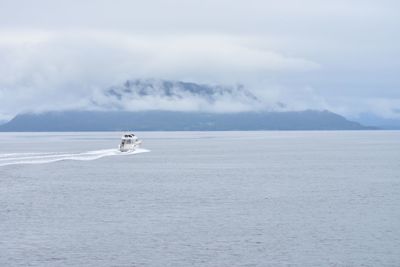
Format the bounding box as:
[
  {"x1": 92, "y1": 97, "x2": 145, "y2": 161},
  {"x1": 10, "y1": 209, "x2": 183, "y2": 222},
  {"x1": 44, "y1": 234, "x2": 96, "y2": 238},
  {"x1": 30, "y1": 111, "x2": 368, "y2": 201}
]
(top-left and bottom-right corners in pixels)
[{"x1": 0, "y1": 0, "x2": 399, "y2": 121}]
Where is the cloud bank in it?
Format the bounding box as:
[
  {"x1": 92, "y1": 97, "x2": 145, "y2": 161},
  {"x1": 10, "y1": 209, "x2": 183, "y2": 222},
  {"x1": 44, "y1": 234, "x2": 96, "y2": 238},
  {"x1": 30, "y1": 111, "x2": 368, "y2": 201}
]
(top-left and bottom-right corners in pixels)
[
  {"x1": 0, "y1": 31, "x2": 319, "y2": 119},
  {"x1": 0, "y1": 0, "x2": 399, "y2": 121}
]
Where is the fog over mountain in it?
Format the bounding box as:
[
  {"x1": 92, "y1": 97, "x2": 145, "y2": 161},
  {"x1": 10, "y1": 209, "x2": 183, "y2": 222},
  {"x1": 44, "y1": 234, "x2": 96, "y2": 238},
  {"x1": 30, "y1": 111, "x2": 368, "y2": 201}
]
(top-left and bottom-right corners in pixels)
[
  {"x1": 0, "y1": 79, "x2": 376, "y2": 131},
  {"x1": 0, "y1": 0, "x2": 399, "y2": 125},
  {"x1": 91, "y1": 79, "x2": 271, "y2": 113}
]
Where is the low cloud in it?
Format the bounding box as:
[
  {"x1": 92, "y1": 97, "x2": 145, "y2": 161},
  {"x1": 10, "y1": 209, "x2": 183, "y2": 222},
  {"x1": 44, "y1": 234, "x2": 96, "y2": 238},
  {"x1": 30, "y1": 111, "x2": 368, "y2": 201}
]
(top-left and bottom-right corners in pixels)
[
  {"x1": 0, "y1": 1, "x2": 399, "y2": 122},
  {"x1": 0, "y1": 30, "x2": 319, "y2": 118},
  {"x1": 91, "y1": 78, "x2": 274, "y2": 113}
]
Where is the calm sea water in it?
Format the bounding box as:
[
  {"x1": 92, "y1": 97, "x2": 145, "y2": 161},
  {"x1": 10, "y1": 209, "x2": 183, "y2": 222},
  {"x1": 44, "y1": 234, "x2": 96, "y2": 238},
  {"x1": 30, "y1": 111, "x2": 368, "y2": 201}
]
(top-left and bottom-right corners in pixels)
[{"x1": 0, "y1": 131, "x2": 399, "y2": 266}]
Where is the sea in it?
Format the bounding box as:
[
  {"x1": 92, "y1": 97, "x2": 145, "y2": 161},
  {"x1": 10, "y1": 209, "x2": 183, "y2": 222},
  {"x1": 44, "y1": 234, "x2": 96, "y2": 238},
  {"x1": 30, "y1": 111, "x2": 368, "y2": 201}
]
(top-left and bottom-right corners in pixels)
[{"x1": 0, "y1": 131, "x2": 399, "y2": 266}]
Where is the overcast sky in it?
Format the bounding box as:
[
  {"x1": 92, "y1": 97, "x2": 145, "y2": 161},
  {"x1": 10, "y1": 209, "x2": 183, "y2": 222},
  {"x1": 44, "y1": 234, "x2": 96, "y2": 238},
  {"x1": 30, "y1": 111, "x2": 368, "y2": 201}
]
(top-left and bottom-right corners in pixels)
[{"x1": 0, "y1": 0, "x2": 399, "y2": 120}]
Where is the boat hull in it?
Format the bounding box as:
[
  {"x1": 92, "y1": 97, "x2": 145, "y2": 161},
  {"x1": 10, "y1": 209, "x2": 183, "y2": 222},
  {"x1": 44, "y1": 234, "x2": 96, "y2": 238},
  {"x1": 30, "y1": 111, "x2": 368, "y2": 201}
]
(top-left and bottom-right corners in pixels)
[{"x1": 119, "y1": 140, "x2": 142, "y2": 152}]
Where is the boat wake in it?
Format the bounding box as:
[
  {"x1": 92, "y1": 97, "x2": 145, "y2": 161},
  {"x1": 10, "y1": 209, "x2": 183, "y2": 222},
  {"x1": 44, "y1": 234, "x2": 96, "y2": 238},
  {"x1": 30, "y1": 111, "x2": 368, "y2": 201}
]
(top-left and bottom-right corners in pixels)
[{"x1": 0, "y1": 148, "x2": 150, "y2": 167}]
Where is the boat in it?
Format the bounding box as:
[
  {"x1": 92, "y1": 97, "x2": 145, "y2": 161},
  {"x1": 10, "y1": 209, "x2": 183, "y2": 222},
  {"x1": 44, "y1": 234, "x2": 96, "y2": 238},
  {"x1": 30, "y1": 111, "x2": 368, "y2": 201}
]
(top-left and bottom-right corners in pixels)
[{"x1": 118, "y1": 133, "x2": 142, "y2": 152}]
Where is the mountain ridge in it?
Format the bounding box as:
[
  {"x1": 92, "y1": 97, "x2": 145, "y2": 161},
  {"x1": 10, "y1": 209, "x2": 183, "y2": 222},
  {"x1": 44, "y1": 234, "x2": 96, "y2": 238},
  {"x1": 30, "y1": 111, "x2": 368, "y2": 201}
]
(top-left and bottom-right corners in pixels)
[
  {"x1": 0, "y1": 80, "x2": 379, "y2": 131},
  {"x1": 0, "y1": 110, "x2": 374, "y2": 131}
]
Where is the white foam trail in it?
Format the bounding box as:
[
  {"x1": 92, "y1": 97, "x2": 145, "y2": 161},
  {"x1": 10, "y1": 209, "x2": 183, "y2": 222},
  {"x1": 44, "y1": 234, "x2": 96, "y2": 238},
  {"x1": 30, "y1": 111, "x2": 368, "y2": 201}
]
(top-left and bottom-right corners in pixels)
[
  {"x1": 0, "y1": 152, "x2": 54, "y2": 158},
  {"x1": 0, "y1": 148, "x2": 150, "y2": 167}
]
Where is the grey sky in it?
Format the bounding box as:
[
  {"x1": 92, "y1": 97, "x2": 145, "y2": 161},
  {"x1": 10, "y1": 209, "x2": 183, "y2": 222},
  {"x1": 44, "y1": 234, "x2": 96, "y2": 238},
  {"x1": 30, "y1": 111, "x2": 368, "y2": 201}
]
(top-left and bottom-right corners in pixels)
[{"x1": 0, "y1": 0, "x2": 399, "y2": 120}]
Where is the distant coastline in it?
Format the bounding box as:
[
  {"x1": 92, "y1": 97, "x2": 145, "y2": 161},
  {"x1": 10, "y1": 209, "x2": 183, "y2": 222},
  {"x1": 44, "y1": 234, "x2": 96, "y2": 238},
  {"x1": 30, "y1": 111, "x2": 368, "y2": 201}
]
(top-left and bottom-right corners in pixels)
[{"x1": 0, "y1": 110, "x2": 377, "y2": 132}]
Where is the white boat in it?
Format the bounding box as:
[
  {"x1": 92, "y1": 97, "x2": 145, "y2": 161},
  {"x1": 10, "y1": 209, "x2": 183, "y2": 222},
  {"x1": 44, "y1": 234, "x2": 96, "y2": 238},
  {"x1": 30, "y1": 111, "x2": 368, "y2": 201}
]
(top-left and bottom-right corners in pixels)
[{"x1": 119, "y1": 133, "x2": 142, "y2": 152}]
